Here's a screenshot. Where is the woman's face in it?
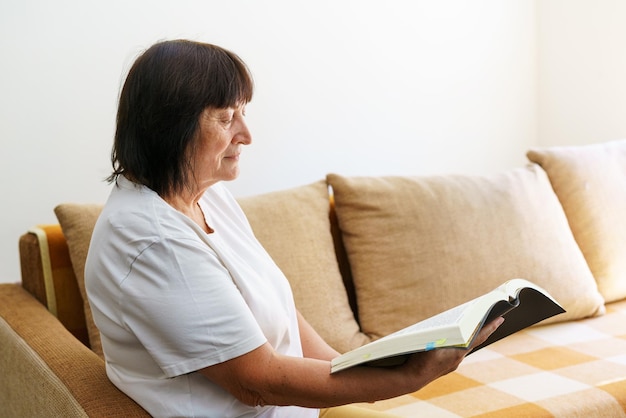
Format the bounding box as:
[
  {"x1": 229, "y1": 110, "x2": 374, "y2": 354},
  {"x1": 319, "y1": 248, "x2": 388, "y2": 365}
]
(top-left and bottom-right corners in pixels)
[{"x1": 191, "y1": 104, "x2": 251, "y2": 189}]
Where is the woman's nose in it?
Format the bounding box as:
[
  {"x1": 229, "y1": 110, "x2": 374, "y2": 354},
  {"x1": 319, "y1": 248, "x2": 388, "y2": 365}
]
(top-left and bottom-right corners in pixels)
[{"x1": 235, "y1": 118, "x2": 252, "y2": 145}]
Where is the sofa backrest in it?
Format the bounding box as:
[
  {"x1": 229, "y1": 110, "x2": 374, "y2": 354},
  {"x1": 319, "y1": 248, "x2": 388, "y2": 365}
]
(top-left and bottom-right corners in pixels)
[{"x1": 21, "y1": 139, "x2": 626, "y2": 358}]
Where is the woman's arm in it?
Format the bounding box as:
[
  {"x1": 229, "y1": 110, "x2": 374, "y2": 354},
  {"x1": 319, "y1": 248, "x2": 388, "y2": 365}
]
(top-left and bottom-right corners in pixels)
[
  {"x1": 296, "y1": 310, "x2": 341, "y2": 361},
  {"x1": 199, "y1": 316, "x2": 503, "y2": 409}
]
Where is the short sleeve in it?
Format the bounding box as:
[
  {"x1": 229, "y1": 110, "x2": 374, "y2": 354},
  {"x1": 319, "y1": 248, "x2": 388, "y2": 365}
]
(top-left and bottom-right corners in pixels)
[{"x1": 120, "y1": 236, "x2": 267, "y2": 378}]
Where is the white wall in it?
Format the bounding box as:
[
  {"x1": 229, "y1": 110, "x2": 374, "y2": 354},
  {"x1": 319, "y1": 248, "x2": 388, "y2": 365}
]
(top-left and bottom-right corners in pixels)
[
  {"x1": 1, "y1": 0, "x2": 539, "y2": 284},
  {"x1": 537, "y1": 0, "x2": 626, "y2": 146}
]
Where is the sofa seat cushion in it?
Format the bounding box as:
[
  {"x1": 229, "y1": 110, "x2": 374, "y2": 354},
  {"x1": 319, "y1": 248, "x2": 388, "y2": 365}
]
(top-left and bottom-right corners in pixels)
[
  {"x1": 527, "y1": 139, "x2": 626, "y2": 303},
  {"x1": 328, "y1": 166, "x2": 605, "y2": 341},
  {"x1": 355, "y1": 299, "x2": 626, "y2": 417}
]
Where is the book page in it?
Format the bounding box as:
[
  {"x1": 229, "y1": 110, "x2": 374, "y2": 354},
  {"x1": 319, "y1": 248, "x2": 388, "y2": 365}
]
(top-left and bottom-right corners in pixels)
[{"x1": 384, "y1": 300, "x2": 472, "y2": 338}]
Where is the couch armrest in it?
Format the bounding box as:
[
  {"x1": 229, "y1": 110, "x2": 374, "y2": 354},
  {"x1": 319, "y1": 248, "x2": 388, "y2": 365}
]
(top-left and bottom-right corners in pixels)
[
  {"x1": 0, "y1": 284, "x2": 149, "y2": 417},
  {"x1": 19, "y1": 226, "x2": 89, "y2": 346}
]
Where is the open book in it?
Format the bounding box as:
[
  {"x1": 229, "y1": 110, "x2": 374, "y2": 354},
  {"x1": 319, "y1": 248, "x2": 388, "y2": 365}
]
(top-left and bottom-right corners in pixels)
[{"x1": 330, "y1": 278, "x2": 565, "y2": 374}]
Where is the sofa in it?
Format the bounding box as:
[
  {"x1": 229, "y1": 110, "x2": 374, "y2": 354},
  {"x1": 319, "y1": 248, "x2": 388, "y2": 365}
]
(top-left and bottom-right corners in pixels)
[{"x1": 1, "y1": 139, "x2": 625, "y2": 417}]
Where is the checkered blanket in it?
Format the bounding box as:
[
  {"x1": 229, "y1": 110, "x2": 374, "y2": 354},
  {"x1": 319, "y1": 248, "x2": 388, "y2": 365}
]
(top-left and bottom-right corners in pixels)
[{"x1": 359, "y1": 299, "x2": 626, "y2": 417}]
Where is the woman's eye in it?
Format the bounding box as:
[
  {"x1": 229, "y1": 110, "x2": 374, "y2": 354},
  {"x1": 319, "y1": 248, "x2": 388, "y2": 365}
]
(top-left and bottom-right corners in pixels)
[
  {"x1": 219, "y1": 114, "x2": 234, "y2": 125},
  {"x1": 216, "y1": 107, "x2": 244, "y2": 126}
]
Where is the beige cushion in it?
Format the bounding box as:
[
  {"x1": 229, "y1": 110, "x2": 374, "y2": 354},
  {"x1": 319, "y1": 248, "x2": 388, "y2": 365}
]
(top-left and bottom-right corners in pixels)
[
  {"x1": 527, "y1": 139, "x2": 626, "y2": 302},
  {"x1": 54, "y1": 204, "x2": 104, "y2": 358},
  {"x1": 327, "y1": 166, "x2": 605, "y2": 340},
  {"x1": 238, "y1": 181, "x2": 369, "y2": 352}
]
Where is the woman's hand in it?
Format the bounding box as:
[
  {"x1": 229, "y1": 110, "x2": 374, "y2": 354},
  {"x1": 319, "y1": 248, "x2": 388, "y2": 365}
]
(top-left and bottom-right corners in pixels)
[{"x1": 402, "y1": 316, "x2": 504, "y2": 387}]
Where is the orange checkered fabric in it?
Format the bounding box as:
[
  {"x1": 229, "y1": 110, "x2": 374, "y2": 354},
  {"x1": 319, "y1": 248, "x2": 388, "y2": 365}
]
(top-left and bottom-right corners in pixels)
[{"x1": 358, "y1": 300, "x2": 626, "y2": 417}]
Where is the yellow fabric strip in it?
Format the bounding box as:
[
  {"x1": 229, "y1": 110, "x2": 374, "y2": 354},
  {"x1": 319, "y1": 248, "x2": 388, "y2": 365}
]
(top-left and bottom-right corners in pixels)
[{"x1": 27, "y1": 226, "x2": 58, "y2": 317}]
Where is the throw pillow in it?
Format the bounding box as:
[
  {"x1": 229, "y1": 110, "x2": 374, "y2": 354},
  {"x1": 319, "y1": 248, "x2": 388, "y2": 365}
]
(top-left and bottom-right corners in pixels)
[
  {"x1": 238, "y1": 181, "x2": 370, "y2": 352},
  {"x1": 328, "y1": 166, "x2": 605, "y2": 340},
  {"x1": 527, "y1": 139, "x2": 626, "y2": 302},
  {"x1": 54, "y1": 204, "x2": 104, "y2": 358}
]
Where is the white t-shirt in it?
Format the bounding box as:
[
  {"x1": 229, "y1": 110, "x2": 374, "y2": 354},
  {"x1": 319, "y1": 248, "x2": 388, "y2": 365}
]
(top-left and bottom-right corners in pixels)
[{"x1": 85, "y1": 176, "x2": 318, "y2": 418}]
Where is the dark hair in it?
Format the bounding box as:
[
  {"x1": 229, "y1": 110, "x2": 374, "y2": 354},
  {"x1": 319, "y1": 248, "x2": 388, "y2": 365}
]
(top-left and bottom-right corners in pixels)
[{"x1": 108, "y1": 39, "x2": 254, "y2": 196}]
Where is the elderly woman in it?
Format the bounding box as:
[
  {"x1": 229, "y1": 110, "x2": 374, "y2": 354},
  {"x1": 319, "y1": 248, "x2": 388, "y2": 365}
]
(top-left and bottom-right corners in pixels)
[{"x1": 84, "y1": 39, "x2": 502, "y2": 418}]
